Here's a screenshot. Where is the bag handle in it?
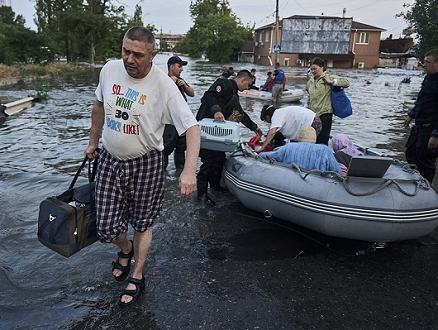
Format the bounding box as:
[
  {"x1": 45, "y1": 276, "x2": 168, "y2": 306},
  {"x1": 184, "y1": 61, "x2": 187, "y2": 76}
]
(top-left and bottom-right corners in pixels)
[{"x1": 69, "y1": 153, "x2": 99, "y2": 189}]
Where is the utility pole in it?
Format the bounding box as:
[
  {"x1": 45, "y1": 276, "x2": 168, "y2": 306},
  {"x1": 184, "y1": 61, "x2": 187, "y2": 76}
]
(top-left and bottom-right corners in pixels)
[{"x1": 274, "y1": 0, "x2": 279, "y2": 65}]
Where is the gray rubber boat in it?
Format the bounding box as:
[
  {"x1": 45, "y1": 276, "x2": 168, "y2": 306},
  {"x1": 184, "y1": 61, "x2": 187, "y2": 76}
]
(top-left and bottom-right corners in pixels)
[{"x1": 224, "y1": 144, "x2": 438, "y2": 243}]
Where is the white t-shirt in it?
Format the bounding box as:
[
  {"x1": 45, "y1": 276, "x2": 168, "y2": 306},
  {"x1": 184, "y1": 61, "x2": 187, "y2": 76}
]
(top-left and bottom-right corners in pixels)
[
  {"x1": 95, "y1": 60, "x2": 198, "y2": 160},
  {"x1": 270, "y1": 106, "x2": 316, "y2": 141}
]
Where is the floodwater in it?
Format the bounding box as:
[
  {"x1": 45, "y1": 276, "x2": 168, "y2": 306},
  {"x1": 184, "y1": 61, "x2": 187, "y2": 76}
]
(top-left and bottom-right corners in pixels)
[{"x1": 1, "y1": 54, "x2": 437, "y2": 330}]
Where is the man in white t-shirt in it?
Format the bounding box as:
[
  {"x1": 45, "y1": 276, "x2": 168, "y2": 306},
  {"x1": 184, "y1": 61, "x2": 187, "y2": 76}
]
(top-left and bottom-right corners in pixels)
[
  {"x1": 84, "y1": 27, "x2": 200, "y2": 307},
  {"x1": 258, "y1": 105, "x2": 322, "y2": 152}
]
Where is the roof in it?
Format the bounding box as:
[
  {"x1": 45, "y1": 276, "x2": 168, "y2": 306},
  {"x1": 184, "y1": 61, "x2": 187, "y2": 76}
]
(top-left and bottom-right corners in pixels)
[
  {"x1": 351, "y1": 20, "x2": 386, "y2": 32},
  {"x1": 255, "y1": 15, "x2": 385, "y2": 32},
  {"x1": 379, "y1": 37, "x2": 414, "y2": 53}
]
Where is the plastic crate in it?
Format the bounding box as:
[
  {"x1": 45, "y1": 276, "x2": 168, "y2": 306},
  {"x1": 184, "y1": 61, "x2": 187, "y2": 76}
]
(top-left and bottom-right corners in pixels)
[{"x1": 199, "y1": 119, "x2": 241, "y2": 152}]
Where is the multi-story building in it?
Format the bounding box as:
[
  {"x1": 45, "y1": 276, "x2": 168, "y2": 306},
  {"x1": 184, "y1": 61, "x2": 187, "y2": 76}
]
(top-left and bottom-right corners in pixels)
[
  {"x1": 252, "y1": 15, "x2": 385, "y2": 69},
  {"x1": 154, "y1": 33, "x2": 186, "y2": 52}
]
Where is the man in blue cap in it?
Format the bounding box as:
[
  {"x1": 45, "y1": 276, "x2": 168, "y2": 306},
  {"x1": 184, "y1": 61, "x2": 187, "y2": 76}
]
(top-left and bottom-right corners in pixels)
[{"x1": 163, "y1": 55, "x2": 195, "y2": 170}]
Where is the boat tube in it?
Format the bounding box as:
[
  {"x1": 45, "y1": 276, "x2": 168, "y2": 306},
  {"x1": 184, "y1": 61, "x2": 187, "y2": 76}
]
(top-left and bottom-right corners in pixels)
[{"x1": 224, "y1": 144, "x2": 438, "y2": 243}]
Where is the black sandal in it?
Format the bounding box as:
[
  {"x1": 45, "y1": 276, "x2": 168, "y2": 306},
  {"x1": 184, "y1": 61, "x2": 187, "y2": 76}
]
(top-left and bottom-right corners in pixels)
[
  {"x1": 112, "y1": 240, "x2": 134, "y2": 282},
  {"x1": 118, "y1": 275, "x2": 145, "y2": 307}
]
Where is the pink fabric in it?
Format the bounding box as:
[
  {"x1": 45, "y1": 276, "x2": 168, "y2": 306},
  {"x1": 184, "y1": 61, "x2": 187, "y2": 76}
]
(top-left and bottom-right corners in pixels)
[
  {"x1": 332, "y1": 133, "x2": 362, "y2": 156},
  {"x1": 339, "y1": 163, "x2": 348, "y2": 176}
]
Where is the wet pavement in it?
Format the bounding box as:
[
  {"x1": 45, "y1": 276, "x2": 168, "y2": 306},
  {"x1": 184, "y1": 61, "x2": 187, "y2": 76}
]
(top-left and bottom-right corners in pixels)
[{"x1": 0, "y1": 55, "x2": 437, "y2": 329}]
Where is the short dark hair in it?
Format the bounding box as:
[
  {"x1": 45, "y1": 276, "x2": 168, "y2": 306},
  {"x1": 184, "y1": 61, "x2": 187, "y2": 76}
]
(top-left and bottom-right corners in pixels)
[
  {"x1": 260, "y1": 104, "x2": 277, "y2": 121},
  {"x1": 310, "y1": 57, "x2": 325, "y2": 68},
  {"x1": 236, "y1": 69, "x2": 253, "y2": 80},
  {"x1": 425, "y1": 49, "x2": 438, "y2": 63},
  {"x1": 267, "y1": 71, "x2": 272, "y2": 75},
  {"x1": 124, "y1": 26, "x2": 155, "y2": 52}
]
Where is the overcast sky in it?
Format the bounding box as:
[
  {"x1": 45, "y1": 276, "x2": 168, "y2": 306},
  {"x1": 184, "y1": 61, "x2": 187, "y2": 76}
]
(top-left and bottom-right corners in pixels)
[{"x1": 9, "y1": 0, "x2": 414, "y2": 39}]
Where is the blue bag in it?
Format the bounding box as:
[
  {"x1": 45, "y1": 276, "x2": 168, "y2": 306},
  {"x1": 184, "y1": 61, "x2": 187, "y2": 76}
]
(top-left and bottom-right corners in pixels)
[{"x1": 331, "y1": 86, "x2": 352, "y2": 119}]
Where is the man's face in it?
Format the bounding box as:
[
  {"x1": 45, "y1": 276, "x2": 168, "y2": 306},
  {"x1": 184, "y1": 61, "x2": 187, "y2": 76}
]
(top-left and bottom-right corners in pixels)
[
  {"x1": 423, "y1": 55, "x2": 438, "y2": 75},
  {"x1": 169, "y1": 63, "x2": 184, "y2": 77},
  {"x1": 235, "y1": 77, "x2": 251, "y2": 91},
  {"x1": 122, "y1": 38, "x2": 157, "y2": 79}
]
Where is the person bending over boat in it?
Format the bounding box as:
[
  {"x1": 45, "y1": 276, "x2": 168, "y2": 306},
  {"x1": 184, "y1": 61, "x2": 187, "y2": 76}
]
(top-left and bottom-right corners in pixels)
[
  {"x1": 404, "y1": 48, "x2": 438, "y2": 183},
  {"x1": 196, "y1": 69, "x2": 263, "y2": 206},
  {"x1": 259, "y1": 141, "x2": 342, "y2": 175},
  {"x1": 331, "y1": 133, "x2": 363, "y2": 176},
  {"x1": 258, "y1": 105, "x2": 322, "y2": 151},
  {"x1": 306, "y1": 57, "x2": 350, "y2": 145}
]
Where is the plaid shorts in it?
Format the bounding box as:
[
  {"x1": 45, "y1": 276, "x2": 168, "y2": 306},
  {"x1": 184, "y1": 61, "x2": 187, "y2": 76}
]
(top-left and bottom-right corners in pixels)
[{"x1": 95, "y1": 148, "x2": 164, "y2": 243}]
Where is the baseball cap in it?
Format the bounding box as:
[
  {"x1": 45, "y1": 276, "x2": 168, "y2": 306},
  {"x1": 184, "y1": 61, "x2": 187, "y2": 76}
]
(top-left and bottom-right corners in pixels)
[{"x1": 167, "y1": 56, "x2": 188, "y2": 66}]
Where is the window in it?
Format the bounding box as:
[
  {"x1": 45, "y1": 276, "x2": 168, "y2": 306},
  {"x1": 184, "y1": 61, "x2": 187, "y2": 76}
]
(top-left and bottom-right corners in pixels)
[
  {"x1": 265, "y1": 32, "x2": 269, "y2": 42},
  {"x1": 259, "y1": 32, "x2": 263, "y2": 42},
  {"x1": 356, "y1": 32, "x2": 370, "y2": 44}
]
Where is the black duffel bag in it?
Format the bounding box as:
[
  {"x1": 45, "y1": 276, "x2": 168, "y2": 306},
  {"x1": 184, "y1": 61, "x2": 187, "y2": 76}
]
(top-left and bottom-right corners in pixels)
[{"x1": 37, "y1": 156, "x2": 99, "y2": 257}]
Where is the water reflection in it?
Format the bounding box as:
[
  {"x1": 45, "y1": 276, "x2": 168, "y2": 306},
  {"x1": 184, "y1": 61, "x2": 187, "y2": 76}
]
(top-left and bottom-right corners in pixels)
[{"x1": 0, "y1": 54, "x2": 434, "y2": 329}]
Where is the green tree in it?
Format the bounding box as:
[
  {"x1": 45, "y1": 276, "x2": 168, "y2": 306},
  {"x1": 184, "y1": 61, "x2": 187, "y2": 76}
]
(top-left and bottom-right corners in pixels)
[
  {"x1": 95, "y1": 4, "x2": 130, "y2": 61},
  {"x1": 34, "y1": 0, "x2": 128, "y2": 62},
  {"x1": 0, "y1": 6, "x2": 25, "y2": 25},
  {"x1": 398, "y1": 0, "x2": 438, "y2": 59},
  {"x1": 125, "y1": 4, "x2": 157, "y2": 34},
  {"x1": 176, "y1": 0, "x2": 253, "y2": 62},
  {"x1": 0, "y1": 6, "x2": 53, "y2": 64}
]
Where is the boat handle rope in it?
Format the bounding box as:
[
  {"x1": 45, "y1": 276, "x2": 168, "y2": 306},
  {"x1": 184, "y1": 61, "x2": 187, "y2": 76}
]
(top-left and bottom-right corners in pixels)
[
  {"x1": 290, "y1": 164, "x2": 429, "y2": 197},
  {"x1": 231, "y1": 145, "x2": 431, "y2": 197}
]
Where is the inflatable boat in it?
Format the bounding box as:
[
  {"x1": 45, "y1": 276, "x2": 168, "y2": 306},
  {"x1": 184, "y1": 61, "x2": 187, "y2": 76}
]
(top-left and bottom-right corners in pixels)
[
  {"x1": 0, "y1": 95, "x2": 40, "y2": 118},
  {"x1": 224, "y1": 144, "x2": 438, "y2": 243},
  {"x1": 238, "y1": 88, "x2": 304, "y2": 103}
]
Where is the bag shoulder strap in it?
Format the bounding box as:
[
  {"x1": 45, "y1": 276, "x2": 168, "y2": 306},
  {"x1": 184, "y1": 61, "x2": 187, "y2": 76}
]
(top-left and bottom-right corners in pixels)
[{"x1": 69, "y1": 154, "x2": 99, "y2": 189}]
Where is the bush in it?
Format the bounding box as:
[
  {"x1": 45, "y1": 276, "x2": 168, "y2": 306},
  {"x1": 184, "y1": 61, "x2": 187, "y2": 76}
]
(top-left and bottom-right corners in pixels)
[
  {"x1": 0, "y1": 63, "x2": 86, "y2": 80},
  {"x1": 0, "y1": 64, "x2": 19, "y2": 79}
]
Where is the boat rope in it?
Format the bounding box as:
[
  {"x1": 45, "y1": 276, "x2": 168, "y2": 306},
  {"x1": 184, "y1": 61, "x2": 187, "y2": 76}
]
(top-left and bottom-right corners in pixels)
[
  {"x1": 355, "y1": 243, "x2": 388, "y2": 255},
  {"x1": 265, "y1": 157, "x2": 431, "y2": 197},
  {"x1": 226, "y1": 206, "x2": 388, "y2": 257},
  {"x1": 231, "y1": 145, "x2": 433, "y2": 197}
]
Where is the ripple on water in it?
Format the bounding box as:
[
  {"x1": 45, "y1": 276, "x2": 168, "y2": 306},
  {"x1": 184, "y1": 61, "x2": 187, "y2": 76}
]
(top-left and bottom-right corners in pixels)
[{"x1": 0, "y1": 57, "x2": 431, "y2": 328}]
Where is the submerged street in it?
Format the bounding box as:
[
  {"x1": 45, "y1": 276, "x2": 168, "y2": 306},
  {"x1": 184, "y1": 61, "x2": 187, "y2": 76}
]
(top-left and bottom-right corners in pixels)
[{"x1": 0, "y1": 55, "x2": 437, "y2": 329}]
